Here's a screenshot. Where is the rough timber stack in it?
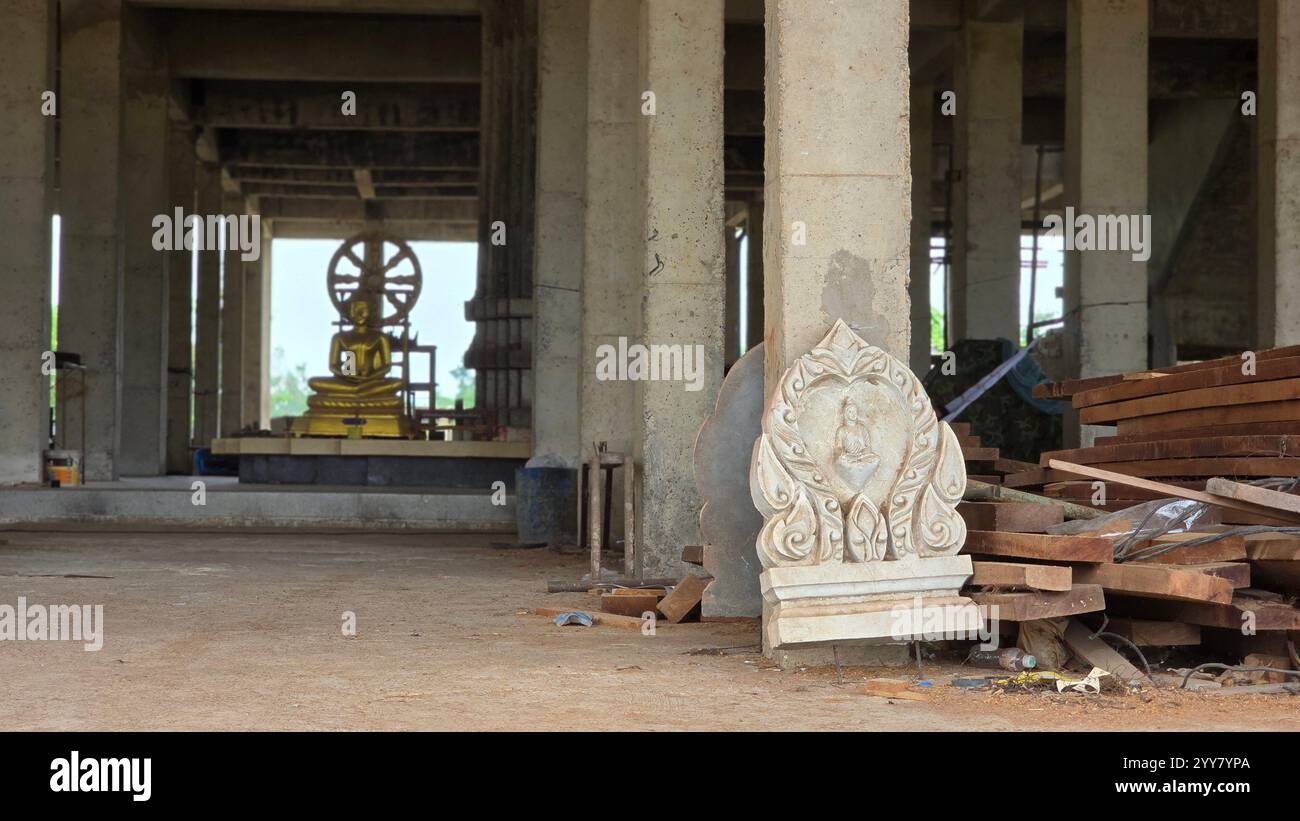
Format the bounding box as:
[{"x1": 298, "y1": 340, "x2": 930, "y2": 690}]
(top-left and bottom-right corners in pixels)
[
  {"x1": 947, "y1": 347, "x2": 1300, "y2": 677},
  {"x1": 1028, "y1": 345, "x2": 1300, "y2": 508}
]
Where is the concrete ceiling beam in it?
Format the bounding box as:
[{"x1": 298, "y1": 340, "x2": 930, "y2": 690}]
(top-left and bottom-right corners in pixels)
[
  {"x1": 133, "y1": 0, "x2": 479, "y2": 13},
  {"x1": 272, "y1": 219, "x2": 477, "y2": 242},
  {"x1": 216, "y1": 128, "x2": 479, "y2": 168},
  {"x1": 227, "y1": 165, "x2": 478, "y2": 185},
  {"x1": 194, "y1": 80, "x2": 480, "y2": 130},
  {"x1": 164, "y1": 11, "x2": 480, "y2": 81},
  {"x1": 256, "y1": 195, "x2": 478, "y2": 222}
]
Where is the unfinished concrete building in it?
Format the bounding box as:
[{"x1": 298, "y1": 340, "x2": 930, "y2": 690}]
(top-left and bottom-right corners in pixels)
[{"x1": 2, "y1": 0, "x2": 1299, "y2": 731}]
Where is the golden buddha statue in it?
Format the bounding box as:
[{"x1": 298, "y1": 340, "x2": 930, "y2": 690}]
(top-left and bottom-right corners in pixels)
[{"x1": 290, "y1": 233, "x2": 422, "y2": 438}]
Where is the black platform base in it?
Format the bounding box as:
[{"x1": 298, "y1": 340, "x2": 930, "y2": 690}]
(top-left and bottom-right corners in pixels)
[{"x1": 238, "y1": 454, "x2": 526, "y2": 489}]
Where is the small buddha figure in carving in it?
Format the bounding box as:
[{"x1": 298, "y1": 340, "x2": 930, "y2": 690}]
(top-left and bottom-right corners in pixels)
[
  {"x1": 305, "y1": 299, "x2": 404, "y2": 410},
  {"x1": 834, "y1": 398, "x2": 880, "y2": 479}
]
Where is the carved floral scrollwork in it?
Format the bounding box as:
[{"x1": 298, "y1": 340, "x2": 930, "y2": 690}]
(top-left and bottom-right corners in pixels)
[{"x1": 748, "y1": 319, "x2": 967, "y2": 569}]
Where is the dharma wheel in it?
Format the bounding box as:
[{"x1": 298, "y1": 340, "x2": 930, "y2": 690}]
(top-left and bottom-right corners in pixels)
[{"x1": 326, "y1": 232, "x2": 423, "y2": 327}]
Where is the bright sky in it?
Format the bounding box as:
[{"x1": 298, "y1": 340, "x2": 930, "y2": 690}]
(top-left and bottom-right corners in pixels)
[
  {"x1": 269, "y1": 239, "x2": 478, "y2": 394},
  {"x1": 929, "y1": 232, "x2": 1065, "y2": 350}
]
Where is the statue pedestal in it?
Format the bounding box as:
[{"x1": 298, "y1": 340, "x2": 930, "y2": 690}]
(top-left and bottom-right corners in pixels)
[
  {"x1": 288, "y1": 412, "x2": 412, "y2": 438},
  {"x1": 760, "y1": 555, "x2": 978, "y2": 650}
]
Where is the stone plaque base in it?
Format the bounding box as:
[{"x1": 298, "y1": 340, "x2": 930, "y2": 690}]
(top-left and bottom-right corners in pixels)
[{"x1": 760, "y1": 555, "x2": 977, "y2": 651}]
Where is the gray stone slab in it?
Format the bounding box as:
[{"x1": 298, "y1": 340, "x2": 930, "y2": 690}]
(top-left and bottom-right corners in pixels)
[
  {"x1": 693, "y1": 343, "x2": 764, "y2": 618},
  {"x1": 0, "y1": 485, "x2": 513, "y2": 532}
]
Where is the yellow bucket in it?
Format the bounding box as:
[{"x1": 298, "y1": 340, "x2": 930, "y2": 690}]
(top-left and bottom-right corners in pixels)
[{"x1": 45, "y1": 450, "x2": 81, "y2": 487}]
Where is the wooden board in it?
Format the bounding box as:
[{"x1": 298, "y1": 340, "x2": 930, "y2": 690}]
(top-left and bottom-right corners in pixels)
[
  {"x1": 1080, "y1": 377, "x2": 1300, "y2": 424},
  {"x1": 1001, "y1": 468, "x2": 1072, "y2": 488},
  {"x1": 1205, "y1": 477, "x2": 1300, "y2": 517},
  {"x1": 1105, "y1": 594, "x2": 1300, "y2": 631},
  {"x1": 1072, "y1": 563, "x2": 1234, "y2": 604},
  {"x1": 857, "y1": 678, "x2": 931, "y2": 702},
  {"x1": 1062, "y1": 618, "x2": 1153, "y2": 685},
  {"x1": 1116, "y1": 399, "x2": 1300, "y2": 437},
  {"x1": 1054, "y1": 457, "x2": 1300, "y2": 479},
  {"x1": 1104, "y1": 617, "x2": 1201, "y2": 647},
  {"x1": 1129, "y1": 533, "x2": 1248, "y2": 565},
  {"x1": 1045, "y1": 459, "x2": 1300, "y2": 524},
  {"x1": 1034, "y1": 345, "x2": 1300, "y2": 400},
  {"x1": 993, "y1": 458, "x2": 1040, "y2": 474},
  {"x1": 962, "y1": 530, "x2": 1113, "y2": 563},
  {"x1": 968, "y1": 584, "x2": 1105, "y2": 621},
  {"x1": 1073, "y1": 356, "x2": 1300, "y2": 409},
  {"x1": 1042, "y1": 480, "x2": 1203, "y2": 501},
  {"x1": 957, "y1": 501, "x2": 1064, "y2": 533},
  {"x1": 1041, "y1": 436, "x2": 1300, "y2": 467},
  {"x1": 969, "y1": 561, "x2": 1072, "y2": 591},
  {"x1": 680, "y1": 545, "x2": 704, "y2": 565},
  {"x1": 657, "y1": 574, "x2": 709, "y2": 623},
  {"x1": 600, "y1": 593, "x2": 662, "y2": 618},
  {"x1": 1244, "y1": 533, "x2": 1300, "y2": 561},
  {"x1": 1164, "y1": 562, "x2": 1251, "y2": 589},
  {"x1": 1096, "y1": 420, "x2": 1300, "y2": 446},
  {"x1": 961, "y1": 447, "x2": 1000, "y2": 461}
]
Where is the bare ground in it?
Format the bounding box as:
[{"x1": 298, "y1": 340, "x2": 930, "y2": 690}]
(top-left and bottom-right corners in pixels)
[{"x1": 1, "y1": 531, "x2": 1296, "y2": 731}]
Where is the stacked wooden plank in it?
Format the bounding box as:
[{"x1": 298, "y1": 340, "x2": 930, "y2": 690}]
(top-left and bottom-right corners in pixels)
[
  {"x1": 954, "y1": 421, "x2": 1040, "y2": 486},
  {"x1": 957, "y1": 499, "x2": 1109, "y2": 622},
  {"x1": 979, "y1": 349, "x2": 1300, "y2": 669},
  {"x1": 1024, "y1": 345, "x2": 1300, "y2": 496}
]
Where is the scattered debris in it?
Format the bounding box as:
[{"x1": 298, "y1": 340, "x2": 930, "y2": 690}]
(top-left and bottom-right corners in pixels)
[
  {"x1": 1056, "y1": 667, "x2": 1109, "y2": 694},
  {"x1": 551, "y1": 611, "x2": 593, "y2": 627},
  {"x1": 857, "y1": 678, "x2": 931, "y2": 702},
  {"x1": 657, "y1": 574, "x2": 709, "y2": 623}
]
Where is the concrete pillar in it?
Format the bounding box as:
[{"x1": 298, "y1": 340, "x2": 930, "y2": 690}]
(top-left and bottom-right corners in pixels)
[
  {"x1": 950, "y1": 10, "x2": 1023, "y2": 343},
  {"x1": 745, "y1": 199, "x2": 764, "y2": 352},
  {"x1": 763, "y1": 0, "x2": 911, "y2": 392},
  {"x1": 258, "y1": 219, "x2": 272, "y2": 425},
  {"x1": 910, "y1": 83, "x2": 935, "y2": 374},
  {"x1": 58, "y1": 0, "x2": 125, "y2": 481},
  {"x1": 118, "y1": 10, "x2": 169, "y2": 476},
  {"x1": 531, "y1": 0, "x2": 587, "y2": 467},
  {"x1": 1258, "y1": 0, "x2": 1300, "y2": 347},
  {"x1": 634, "y1": 0, "x2": 726, "y2": 578},
  {"x1": 465, "y1": 0, "x2": 538, "y2": 432},
  {"x1": 219, "y1": 191, "x2": 244, "y2": 436},
  {"x1": 194, "y1": 162, "x2": 222, "y2": 446},
  {"x1": 241, "y1": 211, "x2": 270, "y2": 429},
  {"x1": 0, "y1": 0, "x2": 53, "y2": 485},
  {"x1": 580, "y1": 0, "x2": 640, "y2": 456},
  {"x1": 165, "y1": 121, "x2": 195, "y2": 474},
  {"x1": 1064, "y1": 0, "x2": 1148, "y2": 378}
]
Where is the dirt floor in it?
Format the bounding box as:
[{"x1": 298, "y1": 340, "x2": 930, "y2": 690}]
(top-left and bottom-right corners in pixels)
[{"x1": 1, "y1": 530, "x2": 1297, "y2": 731}]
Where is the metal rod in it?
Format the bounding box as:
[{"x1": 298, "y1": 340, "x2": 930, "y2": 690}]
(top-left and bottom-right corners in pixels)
[
  {"x1": 1026, "y1": 144, "x2": 1044, "y2": 346},
  {"x1": 588, "y1": 452, "x2": 602, "y2": 581},
  {"x1": 623, "y1": 454, "x2": 635, "y2": 577}
]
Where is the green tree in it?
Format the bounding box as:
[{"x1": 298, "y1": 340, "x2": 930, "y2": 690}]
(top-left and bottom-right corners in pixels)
[
  {"x1": 270, "y1": 347, "x2": 310, "y2": 418},
  {"x1": 437, "y1": 366, "x2": 476, "y2": 409},
  {"x1": 930, "y1": 305, "x2": 945, "y2": 354}
]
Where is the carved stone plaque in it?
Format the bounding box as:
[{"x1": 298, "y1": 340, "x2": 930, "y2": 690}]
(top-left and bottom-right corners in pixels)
[{"x1": 748, "y1": 319, "x2": 975, "y2": 650}]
